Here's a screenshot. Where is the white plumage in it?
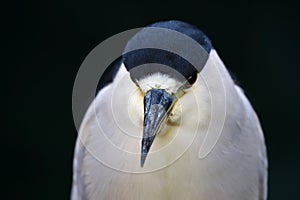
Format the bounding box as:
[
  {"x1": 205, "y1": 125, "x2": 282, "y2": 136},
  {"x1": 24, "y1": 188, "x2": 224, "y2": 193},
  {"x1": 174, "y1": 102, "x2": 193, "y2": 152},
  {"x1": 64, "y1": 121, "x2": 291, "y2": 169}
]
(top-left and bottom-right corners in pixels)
[{"x1": 71, "y1": 47, "x2": 268, "y2": 199}]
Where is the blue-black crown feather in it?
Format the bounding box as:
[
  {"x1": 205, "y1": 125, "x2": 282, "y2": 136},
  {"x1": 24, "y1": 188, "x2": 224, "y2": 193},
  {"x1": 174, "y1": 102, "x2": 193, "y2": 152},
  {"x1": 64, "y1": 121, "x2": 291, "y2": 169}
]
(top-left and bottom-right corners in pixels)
[
  {"x1": 148, "y1": 20, "x2": 212, "y2": 53},
  {"x1": 123, "y1": 20, "x2": 212, "y2": 82}
]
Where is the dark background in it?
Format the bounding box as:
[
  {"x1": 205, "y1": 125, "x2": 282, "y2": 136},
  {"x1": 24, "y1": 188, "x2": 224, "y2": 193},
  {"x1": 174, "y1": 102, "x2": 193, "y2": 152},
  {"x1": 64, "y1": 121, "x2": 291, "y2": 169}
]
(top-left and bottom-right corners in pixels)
[{"x1": 3, "y1": 1, "x2": 300, "y2": 199}]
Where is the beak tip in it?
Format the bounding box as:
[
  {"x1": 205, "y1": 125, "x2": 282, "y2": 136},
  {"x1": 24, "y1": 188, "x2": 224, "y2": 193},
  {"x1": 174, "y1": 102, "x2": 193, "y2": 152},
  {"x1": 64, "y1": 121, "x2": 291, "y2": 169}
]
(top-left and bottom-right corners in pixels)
[
  {"x1": 140, "y1": 153, "x2": 147, "y2": 168},
  {"x1": 140, "y1": 137, "x2": 152, "y2": 168}
]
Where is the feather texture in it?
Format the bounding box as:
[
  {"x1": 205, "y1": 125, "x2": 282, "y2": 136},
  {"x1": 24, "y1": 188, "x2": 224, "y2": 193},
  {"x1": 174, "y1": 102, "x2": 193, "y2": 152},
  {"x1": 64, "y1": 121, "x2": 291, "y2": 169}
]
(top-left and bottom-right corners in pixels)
[{"x1": 71, "y1": 49, "x2": 268, "y2": 200}]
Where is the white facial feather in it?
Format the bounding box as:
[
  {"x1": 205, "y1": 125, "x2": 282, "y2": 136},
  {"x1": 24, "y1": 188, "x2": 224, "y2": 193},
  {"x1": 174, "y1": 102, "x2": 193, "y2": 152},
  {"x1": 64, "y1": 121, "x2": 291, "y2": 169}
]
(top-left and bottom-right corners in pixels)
[{"x1": 136, "y1": 73, "x2": 184, "y2": 94}]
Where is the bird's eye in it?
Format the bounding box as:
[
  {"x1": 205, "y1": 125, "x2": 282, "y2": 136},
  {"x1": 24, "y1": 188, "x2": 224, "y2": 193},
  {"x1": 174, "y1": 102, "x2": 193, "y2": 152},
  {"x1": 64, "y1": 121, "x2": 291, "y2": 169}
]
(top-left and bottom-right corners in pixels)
[
  {"x1": 182, "y1": 73, "x2": 198, "y2": 91},
  {"x1": 187, "y1": 73, "x2": 198, "y2": 85}
]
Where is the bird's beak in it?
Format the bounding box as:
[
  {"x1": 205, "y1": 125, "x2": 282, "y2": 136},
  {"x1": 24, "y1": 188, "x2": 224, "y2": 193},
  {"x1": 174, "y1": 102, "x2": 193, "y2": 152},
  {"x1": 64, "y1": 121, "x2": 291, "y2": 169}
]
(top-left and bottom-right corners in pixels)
[{"x1": 141, "y1": 89, "x2": 175, "y2": 167}]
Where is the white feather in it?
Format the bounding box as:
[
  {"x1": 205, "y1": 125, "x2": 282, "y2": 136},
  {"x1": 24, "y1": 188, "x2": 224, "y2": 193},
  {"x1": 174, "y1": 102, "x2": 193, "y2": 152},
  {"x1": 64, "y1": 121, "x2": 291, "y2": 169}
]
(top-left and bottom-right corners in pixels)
[{"x1": 136, "y1": 72, "x2": 184, "y2": 95}]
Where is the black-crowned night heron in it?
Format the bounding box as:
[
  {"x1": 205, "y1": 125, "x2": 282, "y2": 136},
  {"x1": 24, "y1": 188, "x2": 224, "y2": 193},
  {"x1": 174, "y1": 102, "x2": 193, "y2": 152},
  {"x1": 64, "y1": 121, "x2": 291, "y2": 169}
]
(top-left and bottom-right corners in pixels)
[{"x1": 71, "y1": 20, "x2": 268, "y2": 200}]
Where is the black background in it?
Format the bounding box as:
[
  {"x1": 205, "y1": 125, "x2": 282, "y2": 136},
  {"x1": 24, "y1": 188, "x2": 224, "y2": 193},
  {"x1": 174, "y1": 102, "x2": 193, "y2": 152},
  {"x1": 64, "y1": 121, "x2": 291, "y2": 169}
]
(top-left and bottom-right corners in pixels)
[{"x1": 3, "y1": 1, "x2": 300, "y2": 199}]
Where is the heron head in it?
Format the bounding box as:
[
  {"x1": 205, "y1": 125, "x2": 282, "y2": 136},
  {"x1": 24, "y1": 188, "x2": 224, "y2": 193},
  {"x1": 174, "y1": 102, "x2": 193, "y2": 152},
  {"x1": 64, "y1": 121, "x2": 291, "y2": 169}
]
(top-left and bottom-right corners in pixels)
[{"x1": 121, "y1": 20, "x2": 212, "y2": 167}]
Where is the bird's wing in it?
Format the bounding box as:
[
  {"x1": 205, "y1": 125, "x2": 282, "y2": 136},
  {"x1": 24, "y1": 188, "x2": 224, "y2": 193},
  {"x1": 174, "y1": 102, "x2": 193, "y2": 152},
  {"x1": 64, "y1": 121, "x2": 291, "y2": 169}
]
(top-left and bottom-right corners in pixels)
[
  {"x1": 206, "y1": 49, "x2": 268, "y2": 200},
  {"x1": 71, "y1": 65, "x2": 136, "y2": 199},
  {"x1": 71, "y1": 89, "x2": 113, "y2": 200},
  {"x1": 71, "y1": 138, "x2": 84, "y2": 200},
  {"x1": 235, "y1": 86, "x2": 268, "y2": 200},
  {"x1": 70, "y1": 83, "x2": 113, "y2": 200}
]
